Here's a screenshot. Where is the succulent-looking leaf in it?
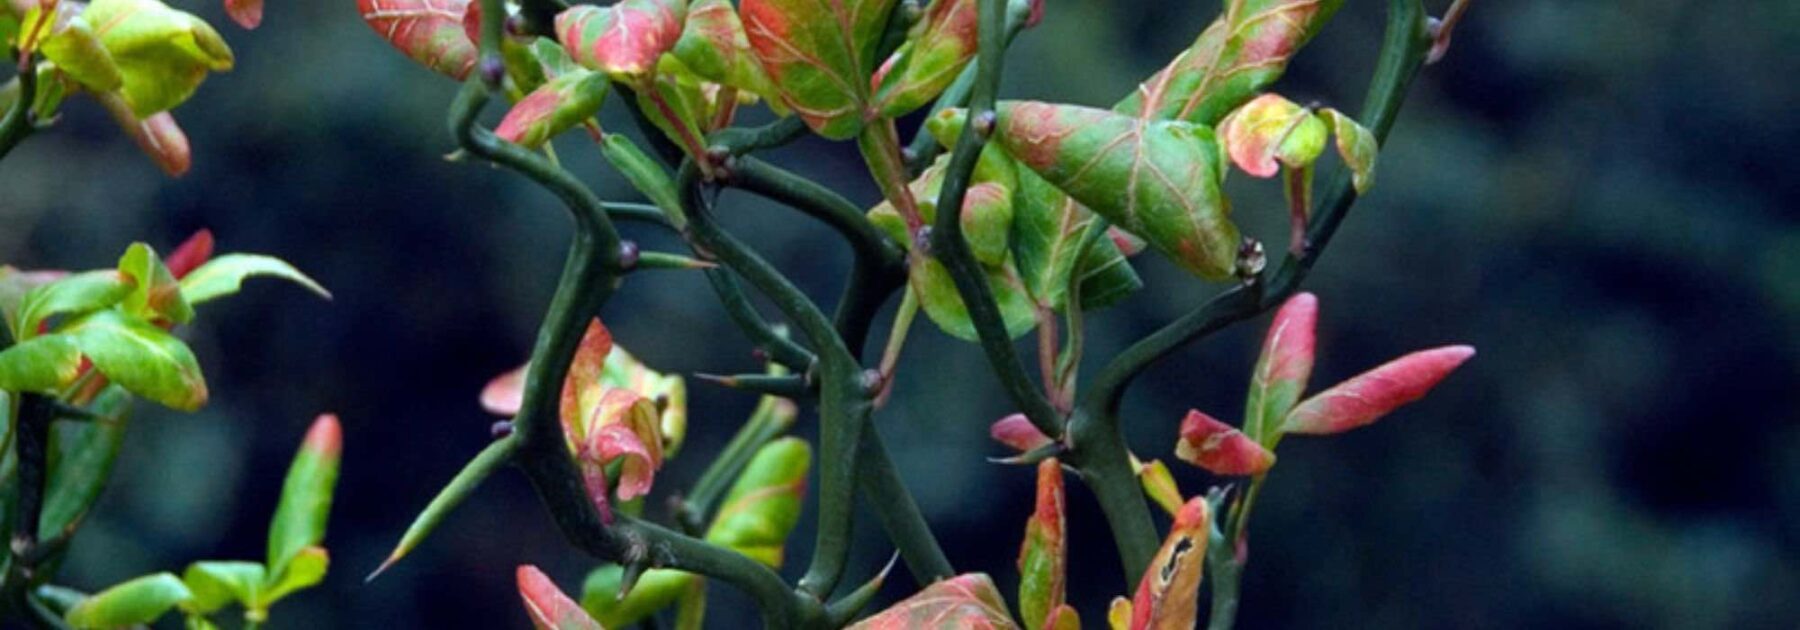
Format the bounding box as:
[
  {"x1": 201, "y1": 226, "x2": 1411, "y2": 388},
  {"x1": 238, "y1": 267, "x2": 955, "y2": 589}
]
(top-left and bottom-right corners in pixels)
[
  {"x1": 1244, "y1": 292, "x2": 1316, "y2": 442},
  {"x1": 556, "y1": 0, "x2": 684, "y2": 83},
  {"x1": 224, "y1": 0, "x2": 261, "y2": 28},
  {"x1": 672, "y1": 0, "x2": 777, "y2": 99},
  {"x1": 600, "y1": 346, "x2": 688, "y2": 457},
  {"x1": 84, "y1": 0, "x2": 234, "y2": 116},
  {"x1": 518, "y1": 566, "x2": 605, "y2": 630},
  {"x1": 1218, "y1": 93, "x2": 1327, "y2": 178},
  {"x1": 63, "y1": 309, "x2": 206, "y2": 411},
  {"x1": 179, "y1": 253, "x2": 332, "y2": 306},
  {"x1": 118, "y1": 242, "x2": 194, "y2": 325},
  {"x1": 1282, "y1": 346, "x2": 1475, "y2": 435},
  {"x1": 261, "y1": 546, "x2": 328, "y2": 606},
  {"x1": 268, "y1": 414, "x2": 341, "y2": 578},
  {"x1": 357, "y1": 0, "x2": 477, "y2": 79},
  {"x1": 1136, "y1": 458, "x2": 1183, "y2": 516},
  {"x1": 1319, "y1": 107, "x2": 1377, "y2": 194},
  {"x1": 40, "y1": 386, "x2": 132, "y2": 534},
  {"x1": 1128, "y1": 497, "x2": 1209, "y2": 630},
  {"x1": 581, "y1": 566, "x2": 697, "y2": 628},
  {"x1": 164, "y1": 229, "x2": 215, "y2": 279},
  {"x1": 496, "y1": 67, "x2": 609, "y2": 149},
  {"x1": 990, "y1": 413, "x2": 1052, "y2": 452},
  {"x1": 872, "y1": 0, "x2": 977, "y2": 117},
  {"x1": 1174, "y1": 410, "x2": 1274, "y2": 476},
  {"x1": 14, "y1": 270, "x2": 134, "y2": 340},
  {"x1": 181, "y1": 561, "x2": 265, "y2": 615},
  {"x1": 739, "y1": 0, "x2": 898, "y2": 139},
  {"x1": 1115, "y1": 0, "x2": 1344, "y2": 125},
  {"x1": 962, "y1": 182, "x2": 1013, "y2": 267},
  {"x1": 599, "y1": 133, "x2": 687, "y2": 225},
  {"x1": 992, "y1": 101, "x2": 1240, "y2": 281},
  {"x1": 705, "y1": 437, "x2": 809, "y2": 567},
  {"x1": 487, "y1": 332, "x2": 685, "y2": 455},
  {"x1": 847, "y1": 573, "x2": 1020, "y2": 629},
  {"x1": 63, "y1": 573, "x2": 192, "y2": 628},
  {"x1": 1001, "y1": 158, "x2": 1141, "y2": 311},
  {"x1": 1017, "y1": 459, "x2": 1066, "y2": 630}
]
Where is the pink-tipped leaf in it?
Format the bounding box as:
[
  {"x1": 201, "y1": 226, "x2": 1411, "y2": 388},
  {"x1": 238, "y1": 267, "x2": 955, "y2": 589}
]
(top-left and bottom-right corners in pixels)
[
  {"x1": 1245, "y1": 292, "x2": 1317, "y2": 442},
  {"x1": 847, "y1": 573, "x2": 1020, "y2": 629},
  {"x1": 1175, "y1": 410, "x2": 1274, "y2": 476},
  {"x1": 1282, "y1": 345, "x2": 1475, "y2": 435},
  {"x1": 555, "y1": 0, "x2": 684, "y2": 83},
  {"x1": 517, "y1": 565, "x2": 604, "y2": 630},
  {"x1": 357, "y1": 0, "x2": 477, "y2": 79},
  {"x1": 990, "y1": 413, "x2": 1052, "y2": 453},
  {"x1": 224, "y1": 0, "x2": 261, "y2": 29},
  {"x1": 1017, "y1": 459, "x2": 1066, "y2": 630},
  {"x1": 1128, "y1": 497, "x2": 1209, "y2": 630}
]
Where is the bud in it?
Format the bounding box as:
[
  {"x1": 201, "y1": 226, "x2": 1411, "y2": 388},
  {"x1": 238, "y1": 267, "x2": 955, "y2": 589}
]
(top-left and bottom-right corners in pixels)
[
  {"x1": 989, "y1": 413, "x2": 1052, "y2": 453},
  {"x1": 223, "y1": 0, "x2": 261, "y2": 29},
  {"x1": 266, "y1": 414, "x2": 342, "y2": 578},
  {"x1": 1135, "y1": 458, "x2": 1183, "y2": 516},
  {"x1": 164, "y1": 229, "x2": 214, "y2": 279},
  {"x1": 1244, "y1": 292, "x2": 1316, "y2": 442},
  {"x1": 1175, "y1": 410, "x2": 1275, "y2": 476},
  {"x1": 1282, "y1": 345, "x2": 1475, "y2": 435}
]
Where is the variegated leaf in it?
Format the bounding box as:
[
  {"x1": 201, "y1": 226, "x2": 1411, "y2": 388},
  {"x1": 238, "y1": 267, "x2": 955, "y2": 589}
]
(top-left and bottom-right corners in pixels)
[
  {"x1": 740, "y1": 0, "x2": 897, "y2": 139},
  {"x1": 1244, "y1": 291, "x2": 1316, "y2": 442},
  {"x1": 1115, "y1": 0, "x2": 1344, "y2": 125},
  {"x1": 1282, "y1": 345, "x2": 1475, "y2": 435},
  {"x1": 357, "y1": 0, "x2": 477, "y2": 80},
  {"x1": 1017, "y1": 459, "x2": 1066, "y2": 630},
  {"x1": 848, "y1": 573, "x2": 1020, "y2": 629}
]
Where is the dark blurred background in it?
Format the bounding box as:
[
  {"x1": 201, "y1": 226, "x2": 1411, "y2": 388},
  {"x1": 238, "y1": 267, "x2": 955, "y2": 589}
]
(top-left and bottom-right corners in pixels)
[{"x1": 4, "y1": 0, "x2": 1798, "y2": 627}]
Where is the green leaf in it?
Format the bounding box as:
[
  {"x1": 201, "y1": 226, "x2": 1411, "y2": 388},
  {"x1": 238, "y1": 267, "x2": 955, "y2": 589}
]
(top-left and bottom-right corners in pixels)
[
  {"x1": 555, "y1": 0, "x2": 685, "y2": 83},
  {"x1": 1114, "y1": 0, "x2": 1344, "y2": 125},
  {"x1": 599, "y1": 133, "x2": 687, "y2": 227},
  {"x1": 181, "y1": 560, "x2": 265, "y2": 615},
  {"x1": 704, "y1": 437, "x2": 810, "y2": 566},
  {"x1": 671, "y1": 0, "x2": 778, "y2": 100},
  {"x1": 261, "y1": 546, "x2": 328, "y2": 606},
  {"x1": 40, "y1": 387, "x2": 132, "y2": 535},
  {"x1": 739, "y1": 0, "x2": 898, "y2": 139},
  {"x1": 993, "y1": 101, "x2": 1242, "y2": 281},
  {"x1": 871, "y1": 0, "x2": 978, "y2": 118},
  {"x1": 118, "y1": 242, "x2": 194, "y2": 325},
  {"x1": 1218, "y1": 93, "x2": 1327, "y2": 178},
  {"x1": 39, "y1": 11, "x2": 124, "y2": 93},
  {"x1": 63, "y1": 309, "x2": 207, "y2": 411},
  {"x1": 15, "y1": 269, "x2": 135, "y2": 340},
  {"x1": 1010, "y1": 166, "x2": 1139, "y2": 311},
  {"x1": 267, "y1": 415, "x2": 341, "y2": 577},
  {"x1": 1243, "y1": 292, "x2": 1315, "y2": 444},
  {"x1": 64, "y1": 572, "x2": 192, "y2": 628},
  {"x1": 1320, "y1": 107, "x2": 1378, "y2": 194},
  {"x1": 82, "y1": 0, "x2": 235, "y2": 116},
  {"x1": 0, "y1": 266, "x2": 70, "y2": 333},
  {"x1": 354, "y1": 0, "x2": 477, "y2": 80},
  {"x1": 0, "y1": 334, "x2": 82, "y2": 393},
  {"x1": 1017, "y1": 460, "x2": 1066, "y2": 630},
  {"x1": 847, "y1": 573, "x2": 1019, "y2": 629},
  {"x1": 911, "y1": 255, "x2": 1037, "y2": 342},
  {"x1": 179, "y1": 253, "x2": 331, "y2": 306},
  {"x1": 495, "y1": 67, "x2": 609, "y2": 149},
  {"x1": 580, "y1": 566, "x2": 697, "y2": 628}
]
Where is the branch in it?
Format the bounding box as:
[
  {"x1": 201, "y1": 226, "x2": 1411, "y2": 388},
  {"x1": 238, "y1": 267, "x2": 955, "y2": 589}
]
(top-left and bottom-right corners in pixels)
[
  {"x1": 704, "y1": 269, "x2": 819, "y2": 372},
  {"x1": 927, "y1": 0, "x2": 1064, "y2": 439},
  {"x1": 3, "y1": 394, "x2": 53, "y2": 620},
  {"x1": 856, "y1": 427, "x2": 954, "y2": 585},
  {"x1": 0, "y1": 60, "x2": 39, "y2": 162}
]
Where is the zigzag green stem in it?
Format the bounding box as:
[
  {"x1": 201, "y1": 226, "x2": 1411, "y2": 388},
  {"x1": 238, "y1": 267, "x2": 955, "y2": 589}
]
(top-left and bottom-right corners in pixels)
[
  {"x1": 0, "y1": 60, "x2": 38, "y2": 162},
  {"x1": 856, "y1": 427, "x2": 954, "y2": 585},
  {"x1": 929, "y1": 0, "x2": 1064, "y2": 440},
  {"x1": 705, "y1": 269, "x2": 819, "y2": 372}
]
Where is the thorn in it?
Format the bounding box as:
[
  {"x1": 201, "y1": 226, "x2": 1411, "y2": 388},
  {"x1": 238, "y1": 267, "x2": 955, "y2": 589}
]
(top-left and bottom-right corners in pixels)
[
  {"x1": 616, "y1": 543, "x2": 650, "y2": 601},
  {"x1": 987, "y1": 441, "x2": 1064, "y2": 466},
  {"x1": 695, "y1": 372, "x2": 738, "y2": 388},
  {"x1": 365, "y1": 553, "x2": 401, "y2": 584},
  {"x1": 1427, "y1": 0, "x2": 1473, "y2": 65}
]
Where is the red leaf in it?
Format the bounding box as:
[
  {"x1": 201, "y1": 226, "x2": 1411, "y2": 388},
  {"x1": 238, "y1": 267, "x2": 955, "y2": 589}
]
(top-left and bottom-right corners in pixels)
[
  {"x1": 1174, "y1": 410, "x2": 1274, "y2": 476},
  {"x1": 1016, "y1": 459, "x2": 1066, "y2": 630},
  {"x1": 1282, "y1": 345, "x2": 1475, "y2": 435},
  {"x1": 357, "y1": 0, "x2": 478, "y2": 80},
  {"x1": 516, "y1": 566, "x2": 604, "y2": 630},
  {"x1": 556, "y1": 0, "x2": 684, "y2": 82},
  {"x1": 1129, "y1": 497, "x2": 1209, "y2": 630},
  {"x1": 559, "y1": 318, "x2": 615, "y2": 442},
  {"x1": 480, "y1": 364, "x2": 526, "y2": 415},
  {"x1": 848, "y1": 573, "x2": 1020, "y2": 629},
  {"x1": 165, "y1": 229, "x2": 215, "y2": 279},
  {"x1": 224, "y1": 0, "x2": 262, "y2": 29},
  {"x1": 990, "y1": 413, "x2": 1052, "y2": 453},
  {"x1": 1244, "y1": 292, "x2": 1316, "y2": 440}
]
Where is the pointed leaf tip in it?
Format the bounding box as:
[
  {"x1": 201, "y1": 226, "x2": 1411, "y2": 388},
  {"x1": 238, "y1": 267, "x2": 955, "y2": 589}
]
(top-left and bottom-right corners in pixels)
[
  {"x1": 1282, "y1": 345, "x2": 1475, "y2": 435},
  {"x1": 518, "y1": 565, "x2": 604, "y2": 630},
  {"x1": 1246, "y1": 291, "x2": 1318, "y2": 442},
  {"x1": 1017, "y1": 459, "x2": 1066, "y2": 630},
  {"x1": 1175, "y1": 410, "x2": 1274, "y2": 476},
  {"x1": 991, "y1": 413, "x2": 1053, "y2": 453},
  {"x1": 357, "y1": 0, "x2": 477, "y2": 79}
]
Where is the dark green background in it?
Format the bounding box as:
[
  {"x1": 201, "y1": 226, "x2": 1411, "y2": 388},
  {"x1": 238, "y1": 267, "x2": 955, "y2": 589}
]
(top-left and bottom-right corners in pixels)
[{"x1": 4, "y1": 0, "x2": 1798, "y2": 627}]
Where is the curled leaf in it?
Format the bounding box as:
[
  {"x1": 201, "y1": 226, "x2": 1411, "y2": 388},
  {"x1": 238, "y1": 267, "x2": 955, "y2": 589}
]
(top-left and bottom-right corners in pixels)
[
  {"x1": 990, "y1": 413, "x2": 1052, "y2": 453},
  {"x1": 118, "y1": 242, "x2": 193, "y2": 325},
  {"x1": 556, "y1": 0, "x2": 685, "y2": 83},
  {"x1": 1174, "y1": 410, "x2": 1274, "y2": 476},
  {"x1": 1282, "y1": 345, "x2": 1475, "y2": 435},
  {"x1": 740, "y1": 0, "x2": 896, "y2": 139},
  {"x1": 1128, "y1": 497, "x2": 1209, "y2": 630},
  {"x1": 1017, "y1": 459, "x2": 1066, "y2": 630},
  {"x1": 357, "y1": 0, "x2": 477, "y2": 80},
  {"x1": 84, "y1": 0, "x2": 235, "y2": 116},
  {"x1": 559, "y1": 318, "x2": 616, "y2": 443},
  {"x1": 63, "y1": 309, "x2": 207, "y2": 411},
  {"x1": 1218, "y1": 93, "x2": 1326, "y2": 178},
  {"x1": 848, "y1": 573, "x2": 1020, "y2": 629},
  {"x1": 14, "y1": 269, "x2": 135, "y2": 339},
  {"x1": 38, "y1": 11, "x2": 123, "y2": 93},
  {"x1": 1319, "y1": 107, "x2": 1378, "y2": 194},
  {"x1": 518, "y1": 565, "x2": 604, "y2": 630},
  {"x1": 179, "y1": 253, "x2": 332, "y2": 306},
  {"x1": 582, "y1": 388, "x2": 663, "y2": 502},
  {"x1": 1244, "y1": 291, "x2": 1316, "y2": 442}
]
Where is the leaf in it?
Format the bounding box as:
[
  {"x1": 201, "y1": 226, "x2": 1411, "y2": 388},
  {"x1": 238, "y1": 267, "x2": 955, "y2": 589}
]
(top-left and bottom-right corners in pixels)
[
  {"x1": 261, "y1": 545, "x2": 328, "y2": 605},
  {"x1": 580, "y1": 566, "x2": 697, "y2": 628},
  {"x1": 962, "y1": 182, "x2": 1013, "y2": 267},
  {"x1": 559, "y1": 318, "x2": 615, "y2": 443},
  {"x1": 1217, "y1": 93, "x2": 1327, "y2": 178},
  {"x1": 356, "y1": 0, "x2": 477, "y2": 80},
  {"x1": 15, "y1": 269, "x2": 134, "y2": 340},
  {"x1": 584, "y1": 389, "x2": 661, "y2": 501},
  {"x1": 704, "y1": 437, "x2": 809, "y2": 567},
  {"x1": 38, "y1": 11, "x2": 124, "y2": 93},
  {"x1": 1044, "y1": 605, "x2": 1080, "y2": 630},
  {"x1": 848, "y1": 573, "x2": 1020, "y2": 629},
  {"x1": 83, "y1": 0, "x2": 235, "y2": 116},
  {"x1": 989, "y1": 413, "x2": 1051, "y2": 453},
  {"x1": 993, "y1": 101, "x2": 1241, "y2": 281},
  {"x1": 910, "y1": 254, "x2": 1037, "y2": 342},
  {"x1": 740, "y1": 0, "x2": 898, "y2": 139},
  {"x1": 164, "y1": 229, "x2": 215, "y2": 279},
  {"x1": 1135, "y1": 458, "x2": 1182, "y2": 517},
  {"x1": 671, "y1": 0, "x2": 777, "y2": 99},
  {"x1": 0, "y1": 266, "x2": 69, "y2": 332},
  {"x1": 63, "y1": 572, "x2": 192, "y2": 628},
  {"x1": 118, "y1": 242, "x2": 194, "y2": 325},
  {"x1": 1244, "y1": 292, "x2": 1316, "y2": 443},
  {"x1": 1174, "y1": 410, "x2": 1274, "y2": 476},
  {"x1": 872, "y1": 0, "x2": 978, "y2": 117},
  {"x1": 39, "y1": 387, "x2": 132, "y2": 535},
  {"x1": 496, "y1": 67, "x2": 609, "y2": 149},
  {"x1": 179, "y1": 253, "x2": 332, "y2": 306},
  {"x1": 224, "y1": 0, "x2": 261, "y2": 29},
  {"x1": 518, "y1": 565, "x2": 604, "y2": 630},
  {"x1": 63, "y1": 309, "x2": 207, "y2": 411},
  {"x1": 0, "y1": 335, "x2": 81, "y2": 396},
  {"x1": 1115, "y1": 0, "x2": 1344, "y2": 125},
  {"x1": 1017, "y1": 459, "x2": 1066, "y2": 630},
  {"x1": 1282, "y1": 345, "x2": 1475, "y2": 436},
  {"x1": 181, "y1": 561, "x2": 265, "y2": 614},
  {"x1": 1319, "y1": 107, "x2": 1378, "y2": 194},
  {"x1": 599, "y1": 345, "x2": 688, "y2": 457},
  {"x1": 556, "y1": 0, "x2": 685, "y2": 83},
  {"x1": 1009, "y1": 164, "x2": 1140, "y2": 311},
  {"x1": 481, "y1": 364, "x2": 526, "y2": 415},
  {"x1": 95, "y1": 91, "x2": 192, "y2": 176},
  {"x1": 1127, "y1": 497, "x2": 1209, "y2": 630},
  {"x1": 267, "y1": 414, "x2": 341, "y2": 578}
]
